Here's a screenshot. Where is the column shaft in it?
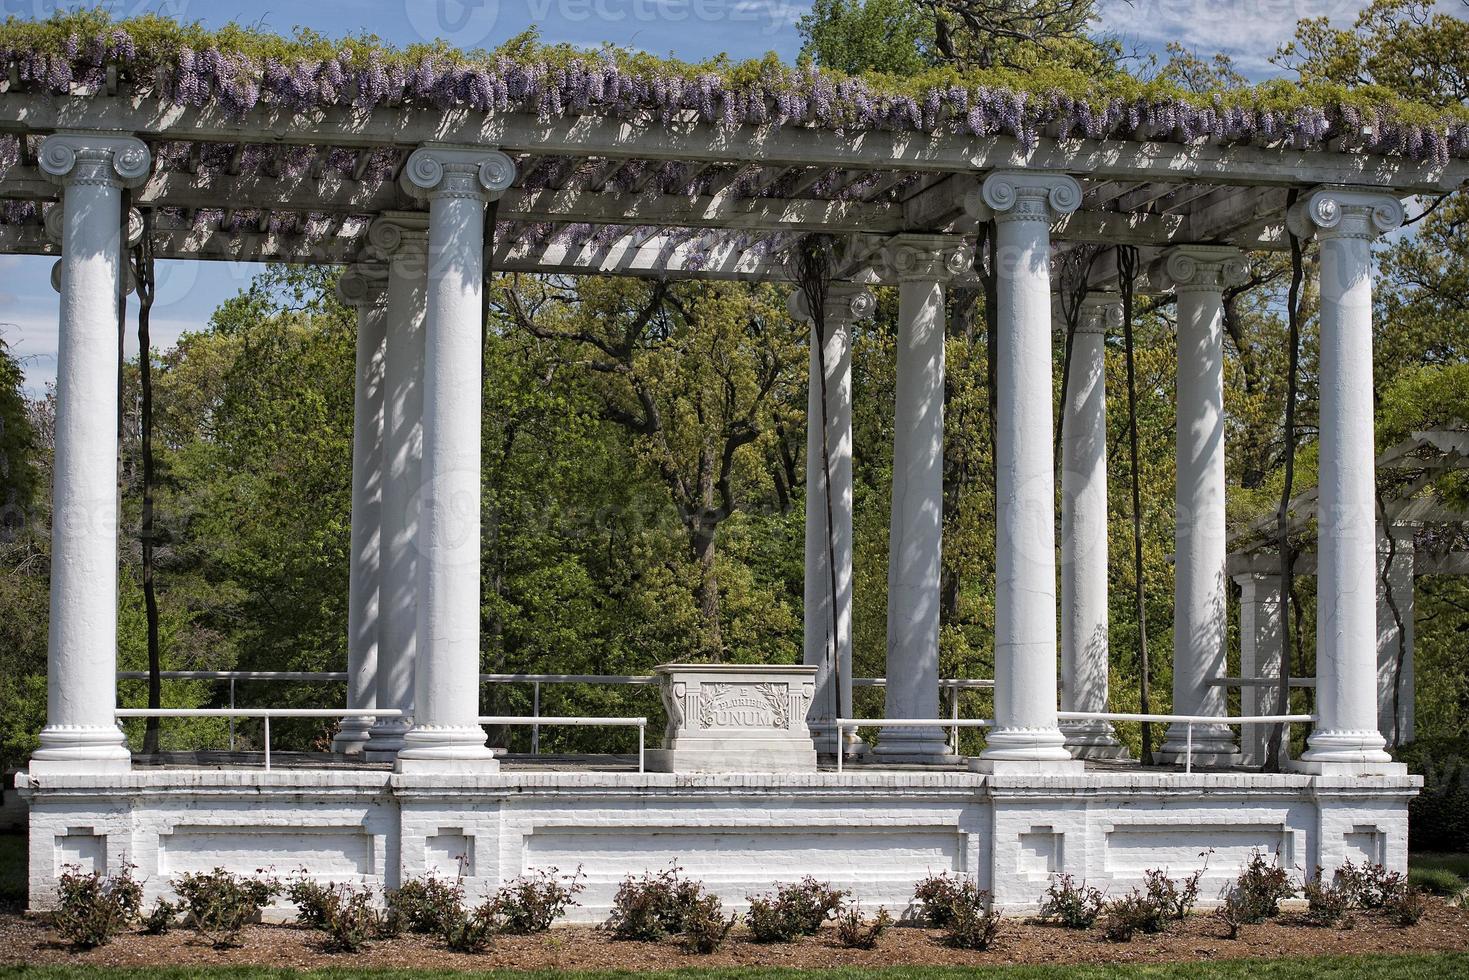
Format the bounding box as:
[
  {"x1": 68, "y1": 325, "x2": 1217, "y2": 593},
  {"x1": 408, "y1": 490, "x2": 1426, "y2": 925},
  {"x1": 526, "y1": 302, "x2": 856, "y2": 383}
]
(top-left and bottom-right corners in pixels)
[
  {"x1": 1236, "y1": 571, "x2": 1284, "y2": 767},
  {"x1": 396, "y1": 147, "x2": 514, "y2": 770},
  {"x1": 1294, "y1": 188, "x2": 1401, "y2": 773},
  {"x1": 877, "y1": 239, "x2": 961, "y2": 762},
  {"x1": 975, "y1": 172, "x2": 1080, "y2": 772},
  {"x1": 800, "y1": 286, "x2": 867, "y2": 754},
  {"x1": 1060, "y1": 297, "x2": 1125, "y2": 759},
  {"x1": 31, "y1": 135, "x2": 149, "y2": 774},
  {"x1": 367, "y1": 218, "x2": 428, "y2": 760},
  {"x1": 1160, "y1": 247, "x2": 1242, "y2": 766},
  {"x1": 334, "y1": 269, "x2": 388, "y2": 754}
]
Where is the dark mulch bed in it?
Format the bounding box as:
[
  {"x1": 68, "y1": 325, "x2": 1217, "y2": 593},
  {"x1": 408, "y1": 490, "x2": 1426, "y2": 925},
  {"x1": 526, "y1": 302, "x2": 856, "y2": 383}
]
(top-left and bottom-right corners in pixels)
[{"x1": 0, "y1": 903, "x2": 1466, "y2": 972}]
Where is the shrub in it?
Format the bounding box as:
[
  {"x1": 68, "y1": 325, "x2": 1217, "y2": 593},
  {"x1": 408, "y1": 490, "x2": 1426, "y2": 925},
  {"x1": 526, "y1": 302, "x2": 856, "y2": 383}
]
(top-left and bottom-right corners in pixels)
[
  {"x1": 286, "y1": 874, "x2": 339, "y2": 930},
  {"x1": 942, "y1": 884, "x2": 1002, "y2": 951},
  {"x1": 50, "y1": 865, "x2": 143, "y2": 949},
  {"x1": 835, "y1": 905, "x2": 891, "y2": 949},
  {"x1": 680, "y1": 893, "x2": 735, "y2": 954},
  {"x1": 1038, "y1": 874, "x2": 1104, "y2": 929},
  {"x1": 1408, "y1": 867, "x2": 1464, "y2": 897},
  {"x1": 1100, "y1": 889, "x2": 1166, "y2": 942},
  {"x1": 913, "y1": 872, "x2": 968, "y2": 928},
  {"x1": 441, "y1": 902, "x2": 498, "y2": 953},
  {"x1": 1144, "y1": 867, "x2": 1203, "y2": 921},
  {"x1": 1214, "y1": 888, "x2": 1251, "y2": 940},
  {"x1": 1335, "y1": 861, "x2": 1406, "y2": 910},
  {"x1": 386, "y1": 876, "x2": 465, "y2": 935},
  {"x1": 1227, "y1": 850, "x2": 1294, "y2": 923},
  {"x1": 1397, "y1": 737, "x2": 1469, "y2": 853},
  {"x1": 141, "y1": 898, "x2": 184, "y2": 935},
  {"x1": 605, "y1": 866, "x2": 712, "y2": 942},
  {"x1": 321, "y1": 885, "x2": 381, "y2": 953},
  {"x1": 173, "y1": 868, "x2": 280, "y2": 949},
  {"x1": 488, "y1": 867, "x2": 585, "y2": 934},
  {"x1": 746, "y1": 877, "x2": 846, "y2": 942},
  {"x1": 1302, "y1": 869, "x2": 1353, "y2": 928},
  {"x1": 1383, "y1": 886, "x2": 1428, "y2": 927}
]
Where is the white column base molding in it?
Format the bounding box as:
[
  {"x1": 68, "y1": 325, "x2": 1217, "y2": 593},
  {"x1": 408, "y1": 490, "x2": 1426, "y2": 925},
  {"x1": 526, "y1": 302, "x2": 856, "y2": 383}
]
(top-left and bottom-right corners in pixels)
[
  {"x1": 1157, "y1": 722, "x2": 1242, "y2": 767},
  {"x1": 1061, "y1": 721, "x2": 1131, "y2": 761},
  {"x1": 973, "y1": 726, "x2": 1082, "y2": 773},
  {"x1": 332, "y1": 718, "x2": 376, "y2": 756},
  {"x1": 394, "y1": 726, "x2": 500, "y2": 774},
  {"x1": 30, "y1": 726, "x2": 131, "y2": 774}
]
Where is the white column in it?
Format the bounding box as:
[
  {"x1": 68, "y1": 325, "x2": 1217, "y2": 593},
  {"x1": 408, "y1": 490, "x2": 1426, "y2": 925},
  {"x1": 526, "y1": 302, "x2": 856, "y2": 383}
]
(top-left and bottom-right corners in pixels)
[
  {"x1": 1376, "y1": 524, "x2": 1415, "y2": 747},
  {"x1": 1157, "y1": 245, "x2": 1245, "y2": 767},
  {"x1": 973, "y1": 171, "x2": 1082, "y2": 773},
  {"x1": 1290, "y1": 188, "x2": 1404, "y2": 774},
  {"x1": 792, "y1": 283, "x2": 874, "y2": 755},
  {"x1": 395, "y1": 146, "x2": 515, "y2": 772},
  {"x1": 1060, "y1": 293, "x2": 1127, "y2": 760},
  {"x1": 333, "y1": 266, "x2": 389, "y2": 755},
  {"x1": 875, "y1": 235, "x2": 968, "y2": 763},
  {"x1": 29, "y1": 134, "x2": 150, "y2": 774},
  {"x1": 1235, "y1": 570, "x2": 1284, "y2": 767},
  {"x1": 365, "y1": 214, "x2": 429, "y2": 761}
]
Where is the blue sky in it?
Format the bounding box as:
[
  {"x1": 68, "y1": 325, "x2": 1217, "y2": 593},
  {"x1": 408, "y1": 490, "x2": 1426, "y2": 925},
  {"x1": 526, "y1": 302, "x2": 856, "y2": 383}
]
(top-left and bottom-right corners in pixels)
[{"x1": 1, "y1": 0, "x2": 1388, "y2": 394}]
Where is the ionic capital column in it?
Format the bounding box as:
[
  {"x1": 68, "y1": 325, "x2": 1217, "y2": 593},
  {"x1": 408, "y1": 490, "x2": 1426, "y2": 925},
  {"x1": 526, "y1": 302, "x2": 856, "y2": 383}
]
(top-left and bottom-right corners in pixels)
[
  {"x1": 395, "y1": 146, "x2": 515, "y2": 771},
  {"x1": 791, "y1": 283, "x2": 874, "y2": 755},
  {"x1": 333, "y1": 265, "x2": 389, "y2": 755},
  {"x1": 1155, "y1": 245, "x2": 1246, "y2": 767},
  {"x1": 971, "y1": 171, "x2": 1081, "y2": 772},
  {"x1": 1060, "y1": 293, "x2": 1127, "y2": 759},
  {"x1": 30, "y1": 133, "x2": 150, "y2": 774},
  {"x1": 875, "y1": 234, "x2": 970, "y2": 763},
  {"x1": 1289, "y1": 188, "x2": 1405, "y2": 774},
  {"x1": 364, "y1": 213, "x2": 430, "y2": 761}
]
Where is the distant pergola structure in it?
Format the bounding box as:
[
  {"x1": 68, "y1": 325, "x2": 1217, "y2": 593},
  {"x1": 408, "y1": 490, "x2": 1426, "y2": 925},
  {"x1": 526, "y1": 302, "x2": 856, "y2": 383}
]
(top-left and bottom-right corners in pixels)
[
  {"x1": 8, "y1": 79, "x2": 1469, "y2": 917},
  {"x1": 1225, "y1": 429, "x2": 1469, "y2": 764}
]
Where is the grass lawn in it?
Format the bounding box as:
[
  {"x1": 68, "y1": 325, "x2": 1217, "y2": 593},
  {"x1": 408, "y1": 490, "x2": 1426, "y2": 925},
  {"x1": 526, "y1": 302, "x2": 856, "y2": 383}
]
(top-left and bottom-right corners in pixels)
[
  {"x1": 0, "y1": 834, "x2": 23, "y2": 907},
  {"x1": 5, "y1": 956, "x2": 1469, "y2": 980},
  {"x1": 1413, "y1": 853, "x2": 1469, "y2": 879}
]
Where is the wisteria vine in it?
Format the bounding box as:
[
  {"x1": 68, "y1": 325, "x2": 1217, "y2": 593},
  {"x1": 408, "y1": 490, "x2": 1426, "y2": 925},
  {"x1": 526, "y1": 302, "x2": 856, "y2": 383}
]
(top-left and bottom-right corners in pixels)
[{"x1": 1, "y1": 13, "x2": 1467, "y2": 162}]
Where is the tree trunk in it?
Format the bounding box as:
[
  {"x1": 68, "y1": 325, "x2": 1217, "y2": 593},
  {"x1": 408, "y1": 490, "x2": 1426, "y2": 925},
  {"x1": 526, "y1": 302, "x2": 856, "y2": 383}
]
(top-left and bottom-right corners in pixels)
[{"x1": 690, "y1": 523, "x2": 722, "y2": 658}]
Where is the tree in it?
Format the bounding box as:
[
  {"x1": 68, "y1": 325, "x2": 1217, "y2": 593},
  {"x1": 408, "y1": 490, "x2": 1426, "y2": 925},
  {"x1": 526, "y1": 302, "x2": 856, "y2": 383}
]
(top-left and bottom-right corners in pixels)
[
  {"x1": 797, "y1": 0, "x2": 938, "y2": 75},
  {"x1": 500, "y1": 276, "x2": 803, "y2": 658}
]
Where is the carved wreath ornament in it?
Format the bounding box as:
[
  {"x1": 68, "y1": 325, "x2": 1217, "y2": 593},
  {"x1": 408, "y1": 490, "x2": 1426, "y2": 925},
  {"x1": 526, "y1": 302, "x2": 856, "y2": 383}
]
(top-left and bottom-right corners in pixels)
[{"x1": 696, "y1": 682, "x2": 791, "y2": 730}]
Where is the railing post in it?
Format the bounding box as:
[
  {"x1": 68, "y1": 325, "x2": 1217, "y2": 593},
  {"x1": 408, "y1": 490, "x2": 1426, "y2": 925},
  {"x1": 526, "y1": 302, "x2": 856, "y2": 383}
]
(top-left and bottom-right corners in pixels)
[
  {"x1": 228, "y1": 678, "x2": 236, "y2": 751},
  {"x1": 837, "y1": 723, "x2": 845, "y2": 774},
  {"x1": 1185, "y1": 721, "x2": 1193, "y2": 775},
  {"x1": 950, "y1": 683, "x2": 960, "y2": 754},
  {"x1": 638, "y1": 722, "x2": 645, "y2": 774},
  {"x1": 264, "y1": 715, "x2": 271, "y2": 772},
  {"x1": 532, "y1": 681, "x2": 541, "y2": 755}
]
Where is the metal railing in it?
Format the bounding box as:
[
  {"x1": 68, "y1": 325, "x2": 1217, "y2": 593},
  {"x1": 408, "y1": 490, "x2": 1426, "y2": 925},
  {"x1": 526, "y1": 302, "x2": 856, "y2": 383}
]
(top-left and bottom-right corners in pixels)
[
  {"x1": 115, "y1": 707, "x2": 403, "y2": 771},
  {"x1": 115, "y1": 707, "x2": 648, "y2": 772},
  {"x1": 118, "y1": 670, "x2": 994, "y2": 754},
  {"x1": 476, "y1": 715, "x2": 648, "y2": 772},
  {"x1": 833, "y1": 711, "x2": 1318, "y2": 774}
]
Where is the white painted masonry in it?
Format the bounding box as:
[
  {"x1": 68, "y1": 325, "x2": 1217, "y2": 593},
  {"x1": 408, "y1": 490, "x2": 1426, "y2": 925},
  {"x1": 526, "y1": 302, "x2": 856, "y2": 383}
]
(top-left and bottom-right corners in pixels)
[
  {"x1": 29, "y1": 133, "x2": 150, "y2": 775},
  {"x1": 1158, "y1": 245, "x2": 1246, "y2": 767},
  {"x1": 1290, "y1": 189, "x2": 1405, "y2": 775},
  {"x1": 395, "y1": 146, "x2": 515, "y2": 771},
  {"x1": 365, "y1": 213, "x2": 429, "y2": 762},
  {"x1": 794, "y1": 284, "x2": 873, "y2": 754},
  {"x1": 17, "y1": 768, "x2": 1417, "y2": 920},
  {"x1": 877, "y1": 236, "x2": 968, "y2": 763},
  {"x1": 975, "y1": 171, "x2": 1081, "y2": 773},
  {"x1": 1059, "y1": 294, "x2": 1127, "y2": 760},
  {"x1": 333, "y1": 266, "x2": 389, "y2": 755}
]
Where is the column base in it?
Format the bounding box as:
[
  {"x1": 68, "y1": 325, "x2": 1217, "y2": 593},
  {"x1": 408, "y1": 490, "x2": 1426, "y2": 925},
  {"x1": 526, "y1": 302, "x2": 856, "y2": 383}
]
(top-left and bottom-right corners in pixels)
[
  {"x1": 29, "y1": 725, "x2": 131, "y2": 774},
  {"x1": 332, "y1": 717, "x2": 376, "y2": 755},
  {"x1": 365, "y1": 719, "x2": 410, "y2": 761},
  {"x1": 808, "y1": 722, "x2": 867, "y2": 758},
  {"x1": 975, "y1": 726, "x2": 1080, "y2": 771},
  {"x1": 872, "y1": 727, "x2": 954, "y2": 764},
  {"x1": 1061, "y1": 721, "x2": 1132, "y2": 761},
  {"x1": 393, "y1": 725, "x2": 498, "y2": 774},
  {"x1": 1157, "y1": 722, "x2": 1240, "y2": 767},
  {"x1": 1295, "y1": 729, "x2": 1400, "y2": 774}
]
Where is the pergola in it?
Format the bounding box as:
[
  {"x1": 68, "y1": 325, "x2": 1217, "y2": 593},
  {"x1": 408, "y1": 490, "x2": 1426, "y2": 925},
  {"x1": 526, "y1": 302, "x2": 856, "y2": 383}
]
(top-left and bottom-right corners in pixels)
[{"x1": 8, "y1": 37, "x2": 1469, "y2": 915}]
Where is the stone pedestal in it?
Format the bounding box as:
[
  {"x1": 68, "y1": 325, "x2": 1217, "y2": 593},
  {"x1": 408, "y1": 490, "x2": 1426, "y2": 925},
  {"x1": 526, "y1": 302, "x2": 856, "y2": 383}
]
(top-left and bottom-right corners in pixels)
[{"x1": 646, "y1": 664, "x2": 819, "y2": 773}]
